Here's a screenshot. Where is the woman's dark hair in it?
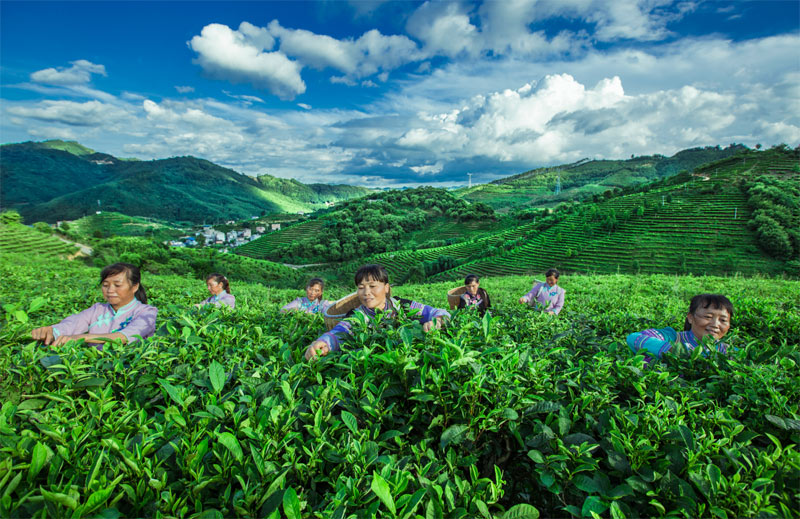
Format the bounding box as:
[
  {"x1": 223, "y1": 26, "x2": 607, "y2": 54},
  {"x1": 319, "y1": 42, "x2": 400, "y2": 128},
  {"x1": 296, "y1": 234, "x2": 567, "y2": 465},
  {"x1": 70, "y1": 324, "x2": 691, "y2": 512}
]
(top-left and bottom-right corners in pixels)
[
  {"x1": 464, "y1": 274, "x2": 480, "y2": 285},
  {"x1": 684, "y1": 294, "x2": 734, "y2": 331},
  {"x1": 355, "y1": 264, "x2": 390, "y2": 285},
  {"x1": 101, "y1": 263, "x2": 147, "y2": 303},
  {"x1": 206, "y1": 273, "x2": 230, "y2": 294},
  {"x1": 307, "y1": 277, "x2": 325, "y2": 290},
  {"x1": 545, "y1": 268, "x2": 560, "y2": 279}
]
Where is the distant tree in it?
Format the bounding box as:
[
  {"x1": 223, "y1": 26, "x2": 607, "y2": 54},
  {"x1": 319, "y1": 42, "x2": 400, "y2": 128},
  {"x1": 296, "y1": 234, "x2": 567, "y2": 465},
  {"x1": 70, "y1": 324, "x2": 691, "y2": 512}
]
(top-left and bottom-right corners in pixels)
[
  {"x1": 33, "y1": 222, "x2": 53, "y2": 234},
  {"x1": 0, "y1": 210, "x2": 22, "y2": 225}
]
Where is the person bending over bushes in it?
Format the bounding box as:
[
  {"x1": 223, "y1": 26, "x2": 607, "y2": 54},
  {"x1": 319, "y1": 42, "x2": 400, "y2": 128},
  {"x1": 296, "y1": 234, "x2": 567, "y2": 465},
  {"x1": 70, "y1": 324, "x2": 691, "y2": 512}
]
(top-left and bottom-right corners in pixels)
[
  {"x1": 305, "y1": 264, "x2": 450, "y2": 360},
  {"x1": 31, "y1": 262, "x2": 157, "y2": 348},
  {"x1": 457, "y1": 274, "x2": 491, "y2": 316},
  {"x1": 281, "y1": 277, "x2": 331, "y2": 314},
  {"x1": 627, "y1": 294, "x2": 734, "y2": 359},
  {"x1": 197, "y1": 273, "x2": 235, "y2": 308},
  {"x1": 519, "y1": 268, "x2": 565, "y2": 315}
]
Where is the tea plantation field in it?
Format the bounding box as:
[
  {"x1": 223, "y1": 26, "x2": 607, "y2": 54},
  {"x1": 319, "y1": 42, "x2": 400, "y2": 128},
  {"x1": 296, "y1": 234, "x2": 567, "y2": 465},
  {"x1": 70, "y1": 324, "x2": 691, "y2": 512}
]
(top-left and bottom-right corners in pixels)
[{"x1": 1, "y1": 255, "x2": 799, "y2": 518}]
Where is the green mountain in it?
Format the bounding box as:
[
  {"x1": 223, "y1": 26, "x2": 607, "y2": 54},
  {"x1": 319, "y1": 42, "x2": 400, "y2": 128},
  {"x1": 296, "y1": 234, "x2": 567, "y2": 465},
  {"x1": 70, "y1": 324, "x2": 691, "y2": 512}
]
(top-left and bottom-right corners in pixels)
[
  {"x1": 457, "y1": 144, "x2": 749, "y2": 212},
  {"x1": 236, "y1": 187, "x2": 503, "y2": 265},
  {"x1": 0, "y1": 140, "x2": 372, "y2": 224},
  {"x1": 365, "y1": 146, "x2": 799, "y2": 280}
]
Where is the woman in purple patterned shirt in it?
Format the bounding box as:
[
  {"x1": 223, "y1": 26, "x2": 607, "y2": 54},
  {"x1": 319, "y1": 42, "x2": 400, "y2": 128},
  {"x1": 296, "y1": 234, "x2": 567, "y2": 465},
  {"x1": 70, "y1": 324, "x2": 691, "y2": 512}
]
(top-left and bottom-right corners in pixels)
[
  {"x1": 197, "y1": 273, "x2": 235, "y2": 308},
  {"x1": 31, "y1": 263, "x2": 158, "y2": 347},
  {"x1": 519, "y1": 268, "x2": 565, "y2": 315},
  {"x1": 281, "y1": 277, "x2": 331, "y2": 314},
  {"x1": 305, "y1": 264, "x2": 450, "y2": 360}
]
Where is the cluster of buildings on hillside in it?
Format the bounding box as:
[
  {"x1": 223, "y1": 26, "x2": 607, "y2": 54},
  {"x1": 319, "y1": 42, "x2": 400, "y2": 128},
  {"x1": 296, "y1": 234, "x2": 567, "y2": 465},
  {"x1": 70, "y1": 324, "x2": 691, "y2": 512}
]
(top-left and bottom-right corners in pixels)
[{"x1": 167, "y1": 223, "x2": 283, "y2": 249}]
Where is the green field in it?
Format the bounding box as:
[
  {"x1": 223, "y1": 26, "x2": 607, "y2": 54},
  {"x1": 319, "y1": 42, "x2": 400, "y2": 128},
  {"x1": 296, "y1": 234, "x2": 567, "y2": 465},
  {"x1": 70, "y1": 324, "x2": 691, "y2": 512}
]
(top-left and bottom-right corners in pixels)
[
  {"x1": 359, "y1": 148, "x2": 799, "y2": 282},
  {"x1": 71, "y1": 212, "x2": 185, "y2": 241},
  {"x1": 1, "y1": 255, "x2": 798, "y2": 518},
  {"x1": 237, "y1": 219, "x2": 326, "y2": 260},
  {"x1": 0, "y1": 223, "x2": 79, "y2": 258}
]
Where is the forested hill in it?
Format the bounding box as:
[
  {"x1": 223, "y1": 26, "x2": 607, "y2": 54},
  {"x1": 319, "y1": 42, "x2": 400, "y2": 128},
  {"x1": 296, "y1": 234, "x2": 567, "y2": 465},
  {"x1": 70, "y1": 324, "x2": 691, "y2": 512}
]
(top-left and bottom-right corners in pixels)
[
  {"x1": 458, "y1": 144, "x2": 750, "y2": 211},
  {"x1": 0, "y1": 140, "x2": 372, "y2": 224}
]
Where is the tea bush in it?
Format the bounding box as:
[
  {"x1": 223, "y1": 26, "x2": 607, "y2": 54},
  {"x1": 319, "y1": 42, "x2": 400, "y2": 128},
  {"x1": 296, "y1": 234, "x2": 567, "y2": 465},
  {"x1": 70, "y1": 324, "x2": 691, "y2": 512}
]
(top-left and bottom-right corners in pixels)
[{"x1": 1, "y1": 256, "x2": 798, "y2": 518}]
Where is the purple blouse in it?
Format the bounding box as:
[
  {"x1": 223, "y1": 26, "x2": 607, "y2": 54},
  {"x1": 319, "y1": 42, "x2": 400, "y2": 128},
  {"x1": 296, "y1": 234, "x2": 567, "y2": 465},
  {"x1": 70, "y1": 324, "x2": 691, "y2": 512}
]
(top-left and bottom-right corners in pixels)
[
  {"x1": 52, "y1": 298, "x2": 158, "y2": 343},
  {"x1": 281, "y1": 297, "x2": 331, "y2": 314},
  {"x1": 201, "y1": 291, "x2": 236, "y2": 308},
  {"x1": 521, "y1": 282, "x2": 565, "y2": 315},
  {"x1": 316, "y1": 298, "x2": 451, "y2": 352}
]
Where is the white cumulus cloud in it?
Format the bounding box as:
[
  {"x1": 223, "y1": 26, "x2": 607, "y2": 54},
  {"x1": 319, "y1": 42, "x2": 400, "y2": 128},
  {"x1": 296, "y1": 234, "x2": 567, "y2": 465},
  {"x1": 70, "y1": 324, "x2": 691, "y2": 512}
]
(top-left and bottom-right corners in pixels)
[
  {"x1": 30, "y1": 59, "x2": 106, "y2": 86},
  {"x1": 188, "y1": 22, "x2": 306, "y2": 100},
  {"x1": 6, "y1": 100, "x2": 127, "y2": 127}
]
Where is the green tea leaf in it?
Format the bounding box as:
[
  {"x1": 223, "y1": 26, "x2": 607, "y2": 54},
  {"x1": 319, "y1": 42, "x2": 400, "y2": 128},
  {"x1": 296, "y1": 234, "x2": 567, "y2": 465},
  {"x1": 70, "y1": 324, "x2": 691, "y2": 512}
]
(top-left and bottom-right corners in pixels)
[
  {"x1": 476, "y1": 499, "x2": 490, "y2": 518},
  {"x1": 74, "y1": 377, "x2": 107, "y2": 388},
  {"x1": 17, "y1": 399, "x2": 47, "y2": 411},
  {"x1": 282, "y1": 487, "x2": 302, "y2": 519},
  {"x1": 28, "y1": 297, "x2": 47, "y2": 313},
  {"x1": 371, "y1": 473, "x2": 396, "y2": 514},
  {"x1": 28, "y1": 442, "x2": 49, "y2": 481},
  {"x1": 440, "y1": 424, "x2": 469, "y2": 449},
  {"x1": 281, "y1": 380, "x2": 293, "y2": 403},
  {"x1": 573, "y1": 474, "x2": 600, "y2": 494},
  {"x1": 209, "y1": 361, "x2": 225, "y2": 393},
  {"x1": 527, "y1": 450, "x2": 544, "y2": 464},
  {"x1": 341, "y1": 411, "x2": 358, "y2": 435},
  {"x1": 503, "y1": 504, "x2": 540, "y2": 519},
  {"x1": 216, "y1": 432, "x2": 243, "y2": 462},
  {"x1": 159, "y1": 380, "x2": 184, "y2": 407},
  {"x1": 41, "y1": 489, "x2": 78, "y2": 510},
  {"x1": 581, "y1": 496, "x2": 608, "y2": 517}
]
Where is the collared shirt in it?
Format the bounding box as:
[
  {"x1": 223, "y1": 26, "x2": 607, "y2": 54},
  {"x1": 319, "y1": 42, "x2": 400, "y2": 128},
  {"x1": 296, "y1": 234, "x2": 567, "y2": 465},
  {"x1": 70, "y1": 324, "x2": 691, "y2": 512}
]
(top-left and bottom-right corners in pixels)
[
  {"x1": 627, "y1": 327, "x2": 730, "y2": 359},
  {"x1": 521, "y1": 282, "x2": 565, "y2": 315},
  {"x1": 316, "y1": 298, "x2": 451, "y2": 352},
  {"x1": 201, "y1": 290, "x2": 236, "y2": 308},
  {"x1": 52, "y1": 298, "x2": 158, "y2": 343},
  {"x1": 281, "y1": 296, "x2": 330, "y2": 314}
]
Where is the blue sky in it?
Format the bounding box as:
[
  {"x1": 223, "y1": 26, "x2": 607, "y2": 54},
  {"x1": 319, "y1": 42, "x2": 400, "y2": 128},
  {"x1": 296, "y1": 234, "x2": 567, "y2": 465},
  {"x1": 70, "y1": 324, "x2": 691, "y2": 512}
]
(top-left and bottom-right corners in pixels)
[{"x1": 1, "y1": 0, "x2": 798, "y2": 187}]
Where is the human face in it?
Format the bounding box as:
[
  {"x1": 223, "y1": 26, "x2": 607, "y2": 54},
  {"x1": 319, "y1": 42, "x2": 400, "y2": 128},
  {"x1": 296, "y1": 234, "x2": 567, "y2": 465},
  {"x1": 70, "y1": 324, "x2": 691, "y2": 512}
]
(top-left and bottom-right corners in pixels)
[
  {"x1": 207, "y1": 279, "x2": 224, "y2": 296},
  {"x1": 306, "y1": 283, "x2": 323, "y2": 301},
  {"x1": 546, "y1": 275, "x2": 558, "y2": 287},
  {"x1": 102, "y1": 271, "x2": 138, "y2": 310},
  {"x1": 687, "y1": 306, "x2": 731, "y2": 340},
  {"x1": 357, "y1": 276, "x2": 390, "y2": 310},
  {"x1": 466, "y1": 281, "x2": 479, "y2": 296}
]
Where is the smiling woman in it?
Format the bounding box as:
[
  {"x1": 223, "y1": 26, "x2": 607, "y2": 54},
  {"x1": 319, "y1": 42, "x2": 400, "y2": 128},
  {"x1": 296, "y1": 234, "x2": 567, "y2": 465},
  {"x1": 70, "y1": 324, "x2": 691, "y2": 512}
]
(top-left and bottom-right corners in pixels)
[
  {"x1": 30, "y1": 263, "x2": 158, "y2": 348},
  {"x1": 627, "y1": 293, "x2": 734, "y2": 360},
  {"x1": 304, "y1": 264, "x2": 451, "y2": 360}
]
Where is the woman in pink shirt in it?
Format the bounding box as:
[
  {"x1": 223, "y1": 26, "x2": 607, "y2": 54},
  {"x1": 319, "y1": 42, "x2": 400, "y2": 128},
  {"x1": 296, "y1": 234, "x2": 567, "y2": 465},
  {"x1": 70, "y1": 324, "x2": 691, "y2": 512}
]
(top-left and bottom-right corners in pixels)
[
  {"x1": 31, "y1": 263, "x2": 158, "y2": 347},
  {"x1": 519, "y1": 268, "x2": 565, "y2": 315}
]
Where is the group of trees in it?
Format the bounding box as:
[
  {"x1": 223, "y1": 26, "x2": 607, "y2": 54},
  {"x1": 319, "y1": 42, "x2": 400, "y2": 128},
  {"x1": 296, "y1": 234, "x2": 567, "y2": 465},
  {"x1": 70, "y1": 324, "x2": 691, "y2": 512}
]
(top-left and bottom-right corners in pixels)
[
  {"x1": 92, "y1": 237, "x2": 299, "y2": 287},
  {"x1": 745, "y1": 176, "x2": 800, "y2": 260},
  {"x1": 268, "y1": 188, "x2": 495, "y2": 263}
]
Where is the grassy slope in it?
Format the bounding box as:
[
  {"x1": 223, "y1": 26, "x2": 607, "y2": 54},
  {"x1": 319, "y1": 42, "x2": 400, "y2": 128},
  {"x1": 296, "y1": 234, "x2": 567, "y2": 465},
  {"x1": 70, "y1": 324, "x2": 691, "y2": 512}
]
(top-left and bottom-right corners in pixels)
[
  {"x1": 0, "y1": 224, "x2": 78, "y2": 258},
  {"x1": 367, "y1": 149, "x2": 798, "y2": 281},
  {"x1": 456, "y1": 145, "x2": 748, "y2": 212},
  {"x1": 71, "y1": 212, "x2": 184, "y2": 241}
]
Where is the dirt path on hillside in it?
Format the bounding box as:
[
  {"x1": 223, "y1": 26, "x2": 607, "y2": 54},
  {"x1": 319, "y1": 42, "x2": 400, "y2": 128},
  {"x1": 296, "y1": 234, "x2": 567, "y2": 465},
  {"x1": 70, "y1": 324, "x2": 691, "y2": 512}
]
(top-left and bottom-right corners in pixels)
[
  {"x1": 58, "y1": 236, "x2": 93, "y2": 257},
  {"x1": 282, "y1": 262, "x2": 331, "y2": 269}
]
